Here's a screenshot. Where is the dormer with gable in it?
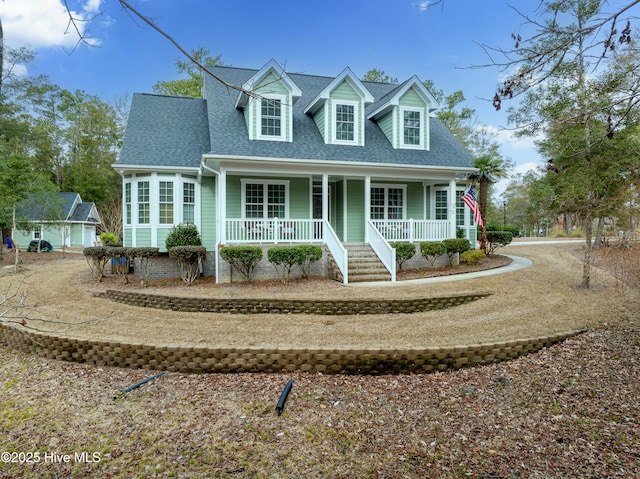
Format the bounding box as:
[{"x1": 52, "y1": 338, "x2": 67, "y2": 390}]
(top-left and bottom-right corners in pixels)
[
  {"x1": 235, "y1": 59, "x2": 302, "y2": 142},
  {"x1": 304, "y1": 68, "x2": 374, "y2": 146},
  {"x1": 367, "y1": 76, "x2": 439, "y2": 151}
]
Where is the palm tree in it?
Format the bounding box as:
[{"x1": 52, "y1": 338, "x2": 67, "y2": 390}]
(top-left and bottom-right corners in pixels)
[{"x1": 467, "y1": 155, "x2": 509, "y2": 252}]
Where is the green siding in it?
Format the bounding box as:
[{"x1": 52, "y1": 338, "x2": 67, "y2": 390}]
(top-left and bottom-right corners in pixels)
[
  {"x1": 407, "y1": 182, "x2": 424, "y2": 219},
  {"x1": 123, "y1": 228, "x2": 132, "y2": 247},
  {"x1": 255, "y1": 72, "x2": 289, "y2": 94},
  {"x1": 313, "y1": 107, "x2": 326, "y2": 142},
  {"x1": 335, "y1": 180, "x2": 344, "y2": 240},
  {"x1": 399, "y1": 88, "x2": 425, "y2": 107},
  {"x1": 425, "y1": 186, "x2": 431, "y2": 219},
  {"x1": 289, "y1": 178, "x2": 310, "y2": 219},
  {"x1": 377, "y1": 112, "x2": 394, "y2": 146},
  {"x1": 346, "y1": 179, "x2": 365, "y2": 242},
  {"x1": 136, "y1": 228, "x2": 152, "y2": 247},
  {"x1": 331, "y1": 80, "x2": 360, "y2": 101},
  {"x1": 226, "y1": 176, "x2": 242, "y2": 218},
  {"x1": 157, "y1": 228, "x2": 172, "y2": 252},
  {"x1": 200, "y1": 176, "x2": 217, "y2": 248}
]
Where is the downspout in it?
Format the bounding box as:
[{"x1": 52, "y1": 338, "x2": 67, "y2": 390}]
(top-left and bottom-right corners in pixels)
[{"x1": 201, "y1": 160, "x2": 222, "y2": 283}]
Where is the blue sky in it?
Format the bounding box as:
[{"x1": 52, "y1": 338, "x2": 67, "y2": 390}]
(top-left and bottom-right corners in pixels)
[{"x1": 1, "y1": 0, "x2": 545, "y2": 194}]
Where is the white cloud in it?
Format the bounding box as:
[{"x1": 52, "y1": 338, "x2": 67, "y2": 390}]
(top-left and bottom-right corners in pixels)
[{"x1": 0, "y1": 0, "x2": 103, "y2": 49}]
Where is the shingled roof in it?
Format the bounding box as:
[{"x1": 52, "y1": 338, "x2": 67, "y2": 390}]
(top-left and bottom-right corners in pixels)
[{"x1": 116, "y1": 64, "x2": 473, "y2": 170}]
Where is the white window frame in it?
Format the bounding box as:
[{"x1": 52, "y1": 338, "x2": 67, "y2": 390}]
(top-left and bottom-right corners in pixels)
[
  {"x1": 370, "y1": 184, "x2": 407, "y2": 220},
  {"x1": 257, "y1": 94, "x2": 287, "y2": 141},
  {"x1": 433, "y1": 188, "x2": 448, "y2": 220},
  {"x1": 182, "y1": 181, "x2": 196, "y2": 224},
  {"x1": 332, "y1": 100, "x2": 359, "y2": 145},
  {"x1": 158, "y1": 180, "x2": 174, "y2": 225},
  {"x1": 124, "y1": 182, "x2": 132, "y2": 225},
  {"x1": 400, "y1": 106, "x2": 424, "y2": 149},
  {"x1": 241, "y1": 179, "x2": 290, "y2": 219},
  {"x1": 137, "y1": 180, "x2": 150, "y2": 225}
]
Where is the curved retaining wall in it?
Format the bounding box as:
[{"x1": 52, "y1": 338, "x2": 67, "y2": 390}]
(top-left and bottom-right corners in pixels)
[
  {"x1": 0, "y1": 323, "x2": 584, "y2": 374},
  {"x1": 94, "y1": 290, "x2": 492, "y2": 314}
]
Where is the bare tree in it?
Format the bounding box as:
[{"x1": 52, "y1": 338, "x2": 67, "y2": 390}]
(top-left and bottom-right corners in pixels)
[{"x1": 475, "y1": 0, "x2": 640, "y2": 134}]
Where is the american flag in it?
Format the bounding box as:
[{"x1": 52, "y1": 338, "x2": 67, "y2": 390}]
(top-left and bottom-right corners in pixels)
[{"x1": 462, "y1": 185, "x2": 484, "y2": 227}]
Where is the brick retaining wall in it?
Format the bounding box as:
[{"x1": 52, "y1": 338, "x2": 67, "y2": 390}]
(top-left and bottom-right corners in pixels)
[
  {"x1": 95, "y1": 290, "x2": 492, "y2": 314},
  {"x1": 0, "y1": 322, "x2": 585, "y2": 374}
]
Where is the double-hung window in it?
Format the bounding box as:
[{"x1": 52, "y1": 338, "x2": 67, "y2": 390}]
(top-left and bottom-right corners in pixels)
[
  {"x1": 370, "y1": 185, "x2": 405, "y2": 220},
  {"x1": 435, "y1": 190, "x2": 448, "y2": 220},
  {"x1": 124, "y1": 183, "x2": 131, "y2": 225},
  {"x1": 159, "y1": 181, "x2": 174, "y2": 224},
  {"x1": 243, "y1": 180, "x2": 288, "y2": 219},
  {"x1": 137, "y1": 181, "x2": 150, "y2": 224},
  {"x1": 183, "y1": 182, "x2": 195, "y2": 224},
  {"x1": 333, "y1": 101, "x2": 358, "y2": 145},
  {"x1": 401, "y1": 107, "x2": 423, "y2": 148},
  {"x1": 258, "y1": 95, "x2": 285, "y2": 140}
]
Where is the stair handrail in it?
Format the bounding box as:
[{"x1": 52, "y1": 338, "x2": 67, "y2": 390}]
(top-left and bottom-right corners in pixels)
[
  {"x1": 323, "y1": 220, "x2": 348, "y2": 284},
  {"x1": 367, "y1": 219, "x2": 396, "y2": 282}
]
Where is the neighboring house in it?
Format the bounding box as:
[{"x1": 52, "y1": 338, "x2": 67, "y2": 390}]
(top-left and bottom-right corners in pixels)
[
  {"x1": 12, "y1": 192, "x2": 101, "y2": 249},
  {"x1": 114, "y1": 60, "x2": 477, "y2": 283}
]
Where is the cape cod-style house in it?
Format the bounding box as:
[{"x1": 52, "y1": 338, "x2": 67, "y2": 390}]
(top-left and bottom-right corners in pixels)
[{"x1": 114, "y1": 60, "x2": 477, "y2": 283}]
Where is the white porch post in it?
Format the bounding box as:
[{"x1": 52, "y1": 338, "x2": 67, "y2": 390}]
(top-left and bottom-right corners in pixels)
[
  {"x1": 364, "y1": 175, "x2": 371, "y2": 242},
  {"x1": 219, "y1": 168, "x2": 227, "y2": 244},
  {"x1": 322, "y1": 174, "x2": 329, "y2": 224},
  {"x1": 448, "y1": 178, "x2": 457, "y2": 239}
]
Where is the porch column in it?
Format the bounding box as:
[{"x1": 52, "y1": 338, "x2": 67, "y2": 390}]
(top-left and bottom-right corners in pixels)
[
  {"x1": 364, "y1": 175, "x2": 371, "y2": 242},
  {"x1": 219, "y1": 168, "x2": 227, "y2": 244},
  {"x1": 448, "y1": 178, "x2": 457, "y2": 239},
  {"x1": 322, "y1": 174, "x2": 329, "y2": 222}
]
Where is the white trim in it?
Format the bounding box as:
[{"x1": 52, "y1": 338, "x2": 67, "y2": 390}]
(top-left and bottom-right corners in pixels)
[
  {"x1": 240, "y1": 179, "x2": 290, "y2": 219},
  {"x1": 331, "y1": 100, "x2": 360, "y2": 146},
  {"x1": 367, "y1": 75, "x2": 440, "y2": 120},
  {"x1": 203, "y1": 154, "x2": 477, "y2": 176},
  {"x1": 304, "y1": 67, "x2": 374, "y2": 115},
  {"x1": 370, "y1": 183, "x2": 407, "y2": 221},
  {"x1": 399, "y1": 106, "x2": 425, "y2": 150},
  {"x1": 256, "y1": 94, "x2": 288, "y2": 142},
  {"x1": 236, "y1": 59, "x2": 302, "y2": 109}
]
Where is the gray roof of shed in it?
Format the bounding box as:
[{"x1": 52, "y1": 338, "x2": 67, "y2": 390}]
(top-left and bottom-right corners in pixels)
[{"x1": 116, "y1": 65, "x2": 473, "y2": 170}]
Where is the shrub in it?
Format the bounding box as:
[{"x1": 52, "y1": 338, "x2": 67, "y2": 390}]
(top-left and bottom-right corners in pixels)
[
  {"x1": 486, "y1": 231, "x2": 513, "y2": 255},
  {"x1": 165, "y1": 224, "x2": 202, "y2": 250},
  {"x1": 99, "y1": 232, "x2": 120, "y2": 246},
  {"x1": 268, "y1": 246, "x2": 306, "y2": 283},
  {"x1": 461, "y1": 249, "x2": 485, "y2": 264},
  {"x1": 442, "y1": 238, "x2": 471, "y2": 265},
  {"x1": 391, "y1": 242, "x2": 416, "y2": 270},
  {"x1": 220, "y1": 246, "x2": 263, "y2": 282},
  {"x1": 169, "y1": 246, "x2": 206, "y2": 285},
  {"x1": 420, "y1": 241, "x2": 446, "y2": 267},
  {"x1": 83, "y1": 246, "x2": 109, "y2": 281},
  {"x1": 126, "y1": 247, "x2": 159, "y2": 287},
  {"x1": 294, "y1": 244, "x2": 323, "y2": 278}
]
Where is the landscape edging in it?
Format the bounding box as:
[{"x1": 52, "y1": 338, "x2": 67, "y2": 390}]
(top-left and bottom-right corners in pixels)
[
  {"x1": 94, "y1": 290, "x2": 492, "y2": 314},
  {"x1": 0, "y1": 322, "x2": 586, "y2": 374}
]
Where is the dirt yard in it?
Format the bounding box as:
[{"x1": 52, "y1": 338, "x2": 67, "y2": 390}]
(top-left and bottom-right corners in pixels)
[{"x1": 1, "y1": 241, "x2": 638, "y2": 478}]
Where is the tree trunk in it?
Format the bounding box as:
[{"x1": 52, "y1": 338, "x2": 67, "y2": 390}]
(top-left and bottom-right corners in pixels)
[
  {"x1": 581, "y1": 216, "x2": 592, "y2": 289},
  {"x1": 593, "y1": 217, "x2": 605, "y2": 249},
  {"x1": 479, "y1": 178, "x2": 489, "y2": 252}
]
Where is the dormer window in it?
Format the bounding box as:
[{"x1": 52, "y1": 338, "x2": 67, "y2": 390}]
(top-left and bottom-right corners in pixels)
[
  {"x1": 333, "y1": 101, "x2": 359, "y2": 144},
  {"x1": 401, "y1": 107, "x2": 423, "y2": 148},
  {"x1": 259, "y1": 96, "x2": 284, "y2": 139}
]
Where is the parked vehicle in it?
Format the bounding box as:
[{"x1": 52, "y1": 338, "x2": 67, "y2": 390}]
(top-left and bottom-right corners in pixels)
[{"x1": 27, "y1": 240, "x2": 54, "y2": 252}]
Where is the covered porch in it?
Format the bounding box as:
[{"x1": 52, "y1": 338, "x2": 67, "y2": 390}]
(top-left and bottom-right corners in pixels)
[{"x1": 204, "y1": 157, "x2": 477, "y2": 283}]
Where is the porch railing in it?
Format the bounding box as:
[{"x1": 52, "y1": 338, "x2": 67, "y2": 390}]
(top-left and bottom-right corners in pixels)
[
  {"x1": 367, "y1": 220, "x2": 396, "y2": 282},
  {"x1": 371, "y1": 219, "x2": 452, "y2": 242},
  {"x1": 225, "y1": 218, "x2": 323, "y2": 244},
  {"x1": 324, "y1": 220, "x2": 348, "y2": 284}
]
